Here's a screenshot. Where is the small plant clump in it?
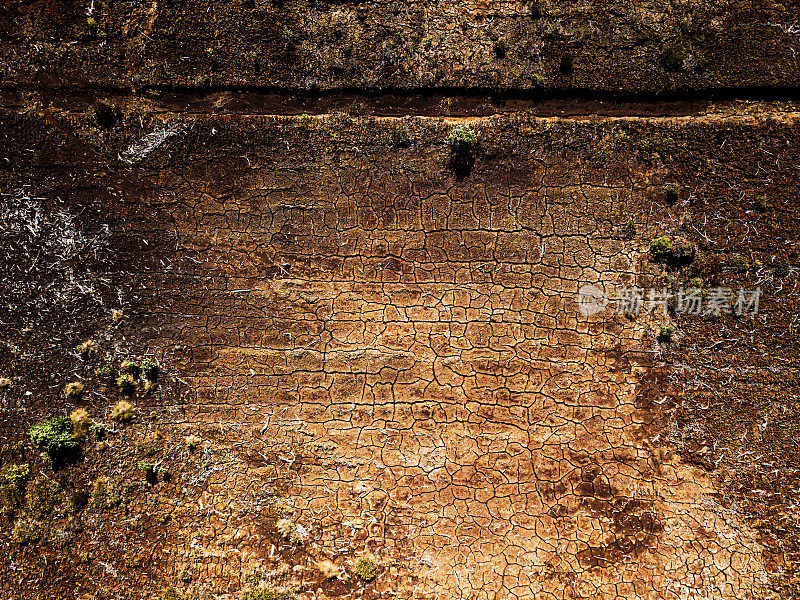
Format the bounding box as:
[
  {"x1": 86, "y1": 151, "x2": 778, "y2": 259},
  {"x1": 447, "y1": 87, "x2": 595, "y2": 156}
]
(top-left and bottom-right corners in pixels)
[
  {"x1": 664, "y1": 183, "x2": 680, "y2": 203},
  {"x1": 91, "y1": 476, "x2": 121, "y2": 508},
  {"x1": 754, "y1": 194, "x2": 768, "y2": 212},
  {"x1": 317, "y1": 560, "x2": 339, "y2": 579},
  {"x1": 64, "y1": 381, "x2": 85, "y2": 399},
  {"x1": 70, "y1": 408, "x2": 91, "y2": 441},
  {"x1": 731, "y1": 254, "x2": 750, "y2": 272},
  {"x1": 276, "y1": 518, "x2": 309, "y2": 544},
  {"x1": 649, "y1": 235, "x2": 695, "y2": 265},
  {"x1": 1, "y1": 464, "x2": 29, "y2": 487},
  {"x1": 76, "y1": 339, "x2": 99, "y2": 357},
  {"x1": 446, "y1": 124, "x2": 479, "y2": 151},
  {"x1": 25, "y1": 477, "x2": 59, "y2": 516},
  {"x1": 116, "y1": 374, "x2": 137, "y2": 395},
  {"x1": 28, "y1": 417, "x2": 78, "y2": 460},
  {"x1": 493, "y1": 37, "x2": 507, "y2": 58},
  {"x1": 354, "y1": 557, "x2": 377, "y2": 582},
  {"x1": 121, "y1": 360, "x2": 141, "y2": 377},
  {"x1": 12, "y1": 518, "x2": 42, "y2": 545},
  {"x1": 185, "y1": 434, "x2": 202, "y2": 450},
  {"x1": 658, "y1": 325, "x2": 677, "y2": 343},
  {"x1": 0, "y1": 464, "x2": 29, "y2": 516},
  {"x1": 621, "y1": 220, "x2": 637, "y2": 239},
  {"x1": 97, "y1": 363, "x2": 115, "y2": 379},
  {"x1": 111, "y1": 399, "x2": 135, "y2": 422},
  {"x1": 650, "y1": 235, "x2": 672, "y2": 258},
  {"x1": 243, "y1": 587, "x2": 294, "y2": 600},
  {"x1": 141, "y1": 357, "x2": 159, "y2": 380}
]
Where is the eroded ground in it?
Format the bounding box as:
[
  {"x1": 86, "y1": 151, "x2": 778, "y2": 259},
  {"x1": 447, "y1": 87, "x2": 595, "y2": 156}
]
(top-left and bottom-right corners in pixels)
[{"x1": 0, "y1": 101, "x2": 799, "y2": 600}]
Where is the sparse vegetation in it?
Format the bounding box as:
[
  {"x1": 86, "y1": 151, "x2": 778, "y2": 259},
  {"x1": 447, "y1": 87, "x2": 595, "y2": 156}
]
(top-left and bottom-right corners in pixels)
[
  {"x1": 650, "y1": 235, "x2": 695, "y2": 265},
  {"x1": 26, "y1": 477, "x2": 59, "y2": 516},
  {"x1": 493, "y1": 37, "x2": 507, "y2": 58},
  {"x1": 70, "y1": 408, "x2": 91, "y2": 441},
  {"x1": 64, "y1": 381, "x2": 84, "y2": 399},
  {"x1": 186, "y1": 434, "x2": 202, "y2": 450},
  {"x1": 141, "y1": 357, "x2": 159, "y2": 380},
  {"x1": 276, "y1": 518, "x2": 309, "y2": 544},
  {"x1": 665, "y1": 183, "x2": 680, "y2": 203},
  {"x1": 116, "y1": 374, "x2": 137, "y2": 395},
  {"x1": 317, "y1": 560, "x2": 339, "y2": 579},
  {"x1": 621, "y1": 220, "x2": 636, "y2": 239},
  {"x1": 12, "y1": 518, "x2": 42, "y2": 545},
  {"x1": 91, "y1": 476, "x2": 121, "y2": 508},
  {"x1": 446, "y1": 124, "x2": 478, "y2": 150},
  {"x1": 650, "y1": 236, "x2": 673, "y2": 259},
  {"x1": 731, "y1": 254, "x2": 750, "y2": 272},
  {"x1": 76, "y1": 339, "x2": 98, "y2": 357},
  {"x1": 658, "y1": 325, "x2": 676, "y2": 343},
  {"x1": 354, "y1": 557, "x2": 377, "y2": 581},
  {"x1": 754, "y1": 194, "x2": 768, "y2": 212},
  {"x1": 1, "y1": 464, "x2": 29, "y2": 487},
  {"x1": 161, "y1": 589, "x2": 180, "y2": 600},
  {"x1": 28, "y1": 417, "x2": 78, "y2": 460},
  {"x1": 243, "y1": 588, "x2": 294, "y2": 600},
  {"x1": 112, "y1": 399, "x2": 136, "y2": 422},
  {"x1": 121, "y1": 360, "x2": 141, "y2": 377}
]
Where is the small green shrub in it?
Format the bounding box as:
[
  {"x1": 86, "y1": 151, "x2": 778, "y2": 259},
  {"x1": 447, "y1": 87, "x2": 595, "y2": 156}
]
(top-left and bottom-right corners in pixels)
[
  {"x1": 116, "y1": 374, "x2": 136, "y2": 395},
  {"x1": 754, "y1": 194, "x2": 768, "y2": 212},
  {"x1": 354, "y1": 557, "x2": 377, "y2": 581},
  {"x1": 29, "y1": 417, "x2": 77, "y2": 459},
  {"x1": 650, "y1": 236, "x2": 672, "y2": 259},
  {"x1": 97, "y1": 363, "x2": 115, "y2": 379},
  {"x1": 1, "y1": 464, "x2": 29, "y2": 487},
  {"x1": 161, "y1": 589, "x2": 180, "y2": 600},
  {"x1": 446, "y1": 124, "x2": 478, "y2": 150},
  {"x1": 138, "y1": 460, "x2": 152, "y2": 473},
  {"x1": 658, "y1": 325, "x2": 676, "y2": 343},
  {"x1": 141, "y1": 357, "x2": 159, "y2": 380}
]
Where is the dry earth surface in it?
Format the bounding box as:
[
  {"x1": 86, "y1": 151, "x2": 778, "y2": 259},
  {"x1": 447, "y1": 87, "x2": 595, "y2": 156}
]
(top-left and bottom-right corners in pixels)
[{"x1": 1, "y1": 2, "x2": 800, "y2": 600}]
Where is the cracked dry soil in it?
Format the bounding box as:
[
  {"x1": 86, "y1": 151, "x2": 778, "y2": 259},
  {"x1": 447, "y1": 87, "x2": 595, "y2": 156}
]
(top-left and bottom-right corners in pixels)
[{"x1": 0, "y1": 102, "x2": 799, "y2": 600}]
